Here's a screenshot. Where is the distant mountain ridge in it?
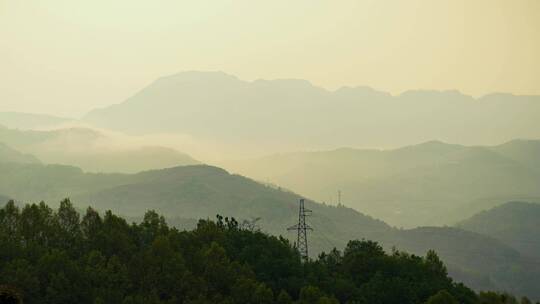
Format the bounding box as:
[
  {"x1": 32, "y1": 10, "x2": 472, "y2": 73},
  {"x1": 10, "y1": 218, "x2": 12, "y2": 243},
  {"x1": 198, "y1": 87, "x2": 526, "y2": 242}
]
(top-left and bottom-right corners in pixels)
[
  {"x1": 0, "y1": 125, "x2": 199, "y2": 173},
  {"x1": 491, "y1": 139, "x2": 540, "y2": 173},
  {"x1": 83, "y1": 71, "x2": 540, "y2": 150},
  {"x1": 0, "y1": 111, "x2": 73, "y2": 130},
  {"x1": 223, "y1": 139, "x2": 540, "y2": 228},
  {"x1": 458, "y1": 201, "x2": 540, "y2": 259}
]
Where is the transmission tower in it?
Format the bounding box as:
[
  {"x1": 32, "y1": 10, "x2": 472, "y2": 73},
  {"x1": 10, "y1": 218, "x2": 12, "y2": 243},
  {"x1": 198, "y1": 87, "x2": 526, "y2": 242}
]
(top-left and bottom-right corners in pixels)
[{"x1": 288, "y1": 198, "x2": 313, "y2": 261}]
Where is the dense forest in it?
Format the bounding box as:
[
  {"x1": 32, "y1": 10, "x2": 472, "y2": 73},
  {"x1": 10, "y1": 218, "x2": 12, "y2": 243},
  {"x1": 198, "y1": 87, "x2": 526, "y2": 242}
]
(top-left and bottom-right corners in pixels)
[{"x1": 0, "y1": 200, "x2": 535, "y2": 304}]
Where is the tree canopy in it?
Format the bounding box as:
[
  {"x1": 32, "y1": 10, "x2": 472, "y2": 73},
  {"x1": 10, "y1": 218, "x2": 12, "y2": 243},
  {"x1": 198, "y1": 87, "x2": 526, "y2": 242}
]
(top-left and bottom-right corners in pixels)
[{"x1": 0, "y1": 200, "x2": 534, "y2": 304}]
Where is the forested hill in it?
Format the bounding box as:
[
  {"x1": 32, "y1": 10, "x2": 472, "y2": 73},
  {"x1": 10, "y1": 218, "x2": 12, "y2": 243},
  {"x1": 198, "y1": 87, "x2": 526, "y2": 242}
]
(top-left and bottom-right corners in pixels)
[
  {"x1": 223, "y1": 139, "x2": 540, "y2": 228},
  {"x1": 0, "y1": 200, "x2": 524, "y2": 304},
  {"x1": 0, "y1": 161, "x2": 391, "y2": 255},
  {"x1": 457, "y1": 201, "x2": 540, "y2": 258},
  {"x1": 0, "y1": 142, "x2": 40, "y2": 164},
  {"x1": 1, "y1": 161, "x2": 540, "y2": 299}
]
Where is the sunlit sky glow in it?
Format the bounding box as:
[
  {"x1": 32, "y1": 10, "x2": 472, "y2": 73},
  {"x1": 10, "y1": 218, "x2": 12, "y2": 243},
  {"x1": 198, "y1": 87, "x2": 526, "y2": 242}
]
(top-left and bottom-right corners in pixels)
[{"x1": 1, "y1": 0, "x2": 539, "y2": 117}]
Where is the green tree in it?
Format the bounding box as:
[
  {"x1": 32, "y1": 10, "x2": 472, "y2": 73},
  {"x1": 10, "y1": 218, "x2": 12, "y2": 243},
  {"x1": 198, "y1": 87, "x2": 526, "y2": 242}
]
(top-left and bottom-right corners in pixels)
[
  {"x1": 0, "y1": 200, "x2": 20, "y2": 241},
  {"x1": 0, "y1": 259, "x2": 40, "y2": 302},
  {"x1": 425, "y1": 290, "x2": 459, "y2": 304},
  {"x1": 252, "y1": 283, "x2": 273, "y2": 304},
  {"x1": 0, "y1": 200, "x2": 503, "y2": 304},
  {"x1": 55, "y1": 199, "x2": 82, "y2": 253},
  {"x1": 425, "y1": 250, "x2": 448, "y2": 277},
  {"x1": 276, "y1": 290, "x2": 293, "y2": 304},
  {"x1": 299, "y1": 286, "x2": 325, "y2": 304}
]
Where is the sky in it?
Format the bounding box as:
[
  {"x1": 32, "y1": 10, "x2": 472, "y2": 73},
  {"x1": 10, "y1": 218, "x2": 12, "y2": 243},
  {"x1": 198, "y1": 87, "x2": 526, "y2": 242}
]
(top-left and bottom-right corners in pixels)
[{"x1": 1, "y1": 0, "x2": 539, "y2": 117}]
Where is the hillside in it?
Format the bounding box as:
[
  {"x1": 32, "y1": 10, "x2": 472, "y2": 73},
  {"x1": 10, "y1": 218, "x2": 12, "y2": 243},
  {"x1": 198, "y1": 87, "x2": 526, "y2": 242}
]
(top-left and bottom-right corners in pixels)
[
  {"x1": 223, "y1": 140, "x2": 540, "y2": 228},
  {"x1": 0, "y1": 111, "x2": 72, "y2": 130},
  {"x1": 390, "y1": 226, "x2": 540, "y2": 297},
  {"x1": 0, "y1": 161, "x2": 391, "y2": 255},
  {"x1": 83, "y1": 71, "x2": 540, "y2": 151},
  {"x1": 0, "y1": 161, "x2": 539, "y2": 298},
  {"x1": 0, "y1": 142, "x2": 41, "y2": 164},
  {"x1": 457, "y1": 201, "x2": 540, "y2": 258},
  {"x1": 0, "y1": 125, "x2": 199, "y2": 173},
  {"x1": 75, "y1": 165, "x2": 395, "y2": 255},
  {"x1": 491, "y1": 139, "x2": 540, "y2": 173}
]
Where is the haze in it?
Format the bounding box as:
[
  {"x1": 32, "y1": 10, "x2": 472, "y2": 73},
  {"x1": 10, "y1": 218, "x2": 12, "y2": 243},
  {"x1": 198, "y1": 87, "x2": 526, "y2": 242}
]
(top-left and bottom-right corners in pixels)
[
  {"x1": 1, "y1": 0, "x2": 539, "y2": 117},
  {"x1": 2, "y1": 1, "x2": 540, "y2": 302}
]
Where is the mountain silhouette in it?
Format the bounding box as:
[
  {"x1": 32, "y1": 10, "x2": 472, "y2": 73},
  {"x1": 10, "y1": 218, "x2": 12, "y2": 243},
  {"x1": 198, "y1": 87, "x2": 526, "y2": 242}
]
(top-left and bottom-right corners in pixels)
[
  {"x1": 83, "y1": 71, "x2": 540, "y2": 150},
  {"x1": 223, "y1": 140, "x2": 540, "y2": 228}
]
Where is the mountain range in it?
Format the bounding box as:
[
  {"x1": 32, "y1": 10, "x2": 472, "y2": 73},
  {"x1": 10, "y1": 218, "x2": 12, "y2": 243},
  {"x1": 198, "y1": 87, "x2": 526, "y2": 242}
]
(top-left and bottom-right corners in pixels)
[
  {"x1": 2, "y1": 71, "x2": 540, "y2": 299},
  {"x1": 83, "y1": 71, "x2": 540, "y2": 151},
  {"x1": 223, "y1": 139, "x2": 540, "y2": 228}
]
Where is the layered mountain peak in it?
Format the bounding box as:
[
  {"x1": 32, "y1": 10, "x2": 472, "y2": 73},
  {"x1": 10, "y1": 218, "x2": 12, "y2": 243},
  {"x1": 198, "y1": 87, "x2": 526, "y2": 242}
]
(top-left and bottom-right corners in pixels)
[{"x1": 81, "y1": 71, "x2": 540, "y2": 150}]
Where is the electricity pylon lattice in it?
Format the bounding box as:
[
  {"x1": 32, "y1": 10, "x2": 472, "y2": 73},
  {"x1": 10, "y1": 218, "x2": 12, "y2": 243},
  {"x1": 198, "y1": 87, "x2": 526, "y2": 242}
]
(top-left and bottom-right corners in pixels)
[{"x1": 288, "y1": 198, "x2": 313, "y2": 261}]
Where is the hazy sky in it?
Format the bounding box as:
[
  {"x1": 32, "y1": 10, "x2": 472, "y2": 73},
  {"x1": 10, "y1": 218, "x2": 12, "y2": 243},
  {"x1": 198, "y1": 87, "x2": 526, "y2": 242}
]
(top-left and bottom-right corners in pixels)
[{"x1": 1, "y1": 0, "x2": 539, "y2": 117}]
